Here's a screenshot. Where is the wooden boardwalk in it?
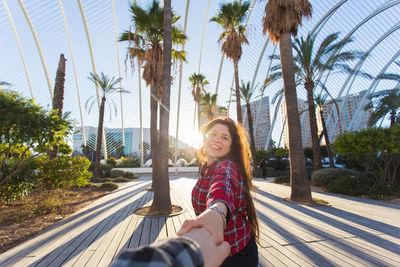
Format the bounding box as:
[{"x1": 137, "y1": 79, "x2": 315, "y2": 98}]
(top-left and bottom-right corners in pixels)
[{"x1": 1, "y1": 175, "x2": 399, "y2": 266}]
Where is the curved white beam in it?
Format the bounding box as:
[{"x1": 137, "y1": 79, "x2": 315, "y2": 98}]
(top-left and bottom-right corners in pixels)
[
  {"x1": 3, "y1": 0, "x2": 34, "y2": 100},
  {"x1": 77, "y1": 0, "x2": 107, "y2": 158},
  {"x1": 17, "y1": 0, "x2": 53, "y2": 99},
  {"x1": 111, "y1": 0, "x2": 125, "y2": 147},
  {"x1": 175, "y1": 0, "x2": 190, "y2": 164},
  {"x1": 58, "y1": 0, "x2": 87, "y2": 146}
]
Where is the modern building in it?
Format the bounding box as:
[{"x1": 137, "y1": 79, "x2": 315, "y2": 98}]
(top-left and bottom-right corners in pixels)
[
  {"x1": 280, "y1": 98, "x2": 317, "y2": 148},
  {"x1": 241, "y1": 96, "x2": 272, "y2": 151},
  {"x1": 322, "y1": 90, "x2": 372, "y2": 143},
  {"x1": 72, "y1": 126, "x2": 195, "y2": 160},
  {"x1": 281, "y1": 90, "x2": 372, "y2": 148}
]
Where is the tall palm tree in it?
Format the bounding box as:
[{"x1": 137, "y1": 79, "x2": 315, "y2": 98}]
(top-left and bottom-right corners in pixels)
[
  {"x1": 86, "y1": 72, "x2": 127, "y2": 178},
  {"x1": 364, "y1": 88, "x2": 400, "y2": 127},
  {"x1": 238, "y1": 81, "x2": 257, "y2": 163},
  {"x1": 210, "y1": 1, "x2": 250, "y2": 124},
  {"x1": 150, "y1": 0, "x2": 173, "y2": 214},
  {"x1": 262, "y1": 0, "x2": 313, "y2": 203},
  {"x1": 291, "y1": 32, "x2": 366, "y2": 170},
  {"x1": 189, "y1": 73, "x2": 208, "y2": 130},
  {"x1": 48, "y1": 54, "x2": 66, "y2": 158},
  {"x1": 315, "y1": 95, "x2": 339, "y2": 168},
  {"x1": 120, "y1": 0, "x2": 186, "y2": 187}
]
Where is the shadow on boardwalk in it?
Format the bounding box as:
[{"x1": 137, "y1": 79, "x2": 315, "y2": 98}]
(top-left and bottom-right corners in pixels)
[{"x1": 0, "y1": 176, "x2": 399, "y2": 266}]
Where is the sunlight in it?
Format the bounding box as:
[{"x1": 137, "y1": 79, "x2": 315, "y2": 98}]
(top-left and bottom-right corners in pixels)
[{"x1": 180, "y1": 128, "x2": 203, "y2": 149}]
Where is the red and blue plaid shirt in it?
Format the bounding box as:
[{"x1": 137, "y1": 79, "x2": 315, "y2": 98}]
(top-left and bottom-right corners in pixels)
[{"x1": 192, "y1": 159, "x2": 252, "y2": 255}]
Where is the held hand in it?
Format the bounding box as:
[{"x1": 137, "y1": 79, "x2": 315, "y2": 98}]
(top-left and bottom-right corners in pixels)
[
  {"x1": 177, "y1": 209, "x2": 225, "y2": 244},
  {"x1": 184, "y1": 227, "x2": 230, "y2": 267}
]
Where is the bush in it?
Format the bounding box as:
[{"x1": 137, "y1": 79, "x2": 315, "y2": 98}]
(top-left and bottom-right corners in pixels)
[
  {"x1": 118, "y1": 157, "x2": 140, "y2": 168},
  {"x1": 36, "y1": 155, "x2": 91, "y2": 190},
  {"x1": 312, "y1": 168, "x2": 361, "y2": 187},
  {"x1": 112, "y1": 177, "x2": 130, "y2": 183},
  {"x1": 311, "y1": 168, "x2": 374, "y2": 196},
  {"x1": 124, "y1": 172, "x2": 138, "y2": 179},
  {"x1": 100, "y1": 163, "x2": 114, "y2": 177},
  {"x1": 0, "y1": 158, "x2": 38, "y2": 202},
  {"x1": 274, "y1": 175, "x2": 290, "y2": 184},
  {"x1": 326, "y1": 175, "x2": 374, "y2": 196},
  {"x1": 90, "y1": 177, "x2": 112, "y2": 183},
  {"x1": 99, "y1": 182, "x2": 119, "y2": 191},
  {"x1": 106, "y1": 157, "x2": 118, "y2": 166},
  {"x1": 110, "y1": 169, "x2": 126, "y2": 178}
]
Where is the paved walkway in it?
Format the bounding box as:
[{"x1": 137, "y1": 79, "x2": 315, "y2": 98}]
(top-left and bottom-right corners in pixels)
[{"x1": 1, "y1": 175, "x2": 399, "y2": 266}]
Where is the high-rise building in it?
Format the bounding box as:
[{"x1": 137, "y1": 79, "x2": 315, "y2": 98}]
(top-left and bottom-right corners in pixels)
[
  {"x1": 322, "y1": 90, "x2": 371, "y2": 143},
  {"x1": 241, "y1": 96, "x2": 272, "y2": 151},
  {"x1": 280, "y1": 98, "x2": 318, "y2": 148},
  {"x1": 280, "y1": 90, "x2": 372, "y2": 148}
]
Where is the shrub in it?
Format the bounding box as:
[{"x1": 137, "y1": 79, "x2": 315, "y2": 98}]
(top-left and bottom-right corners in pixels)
[
  {"x1": 118, "y1": 157, "x2": 140, "y2": 168},
  {"x1": 311, "y1": 168, "x2": 374, "y2": 196},
  {"x1": 124, "y1": 172, "x2": 137, "y2": 179},
  {"x1": 0, "y1": 158, "x2": 38, "y2": 202},
  {"x1": 35, "y1": 155, "x2": 91, "y2": 190},
  {"x1": 99, "y1": 182, "x2": 119, "y2": 191},
  {"x1": 112, "y1": 177, "x2": 130, "y2": 183},
  {"x1": 90, "y1": 177, "x2": 112, "y2": 183},
  {"x1": 110, "y1": 169, "x2": 126, "y2": 178},
  {"x1": 326, "y1": 175, "x2": 374, "y2": 196},
  {"x1": 100, "y1": 163, "x2": 114, "y2": 177},
  {"x1": 106, "y1": 157, "x2": 118, "y2": 166},
  {"x1": 274, "y1": 175, "x2": 290, "y2": 184},
  {"x1": 312, "y1": 168, "x2": 361, "y2": 187}
]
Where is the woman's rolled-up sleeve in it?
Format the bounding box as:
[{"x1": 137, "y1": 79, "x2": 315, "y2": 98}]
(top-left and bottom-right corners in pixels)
[{"x1": 206, "y1": 161, "x2": 238, "y2": 220}]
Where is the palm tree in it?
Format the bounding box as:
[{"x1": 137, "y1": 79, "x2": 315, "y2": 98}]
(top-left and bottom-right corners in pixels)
[
  {"x1": 189, "y1": 73, "x2": 208, "y2": 130},
  {"x1": 366, "y1": 60, "x2": 400, "y2": 127},
  {"x1": 120, "y1": 0, "x2": 186, "y2": 188},
  {"x1": 150, "y1": 0, "x2": 173, "y2": 214},
  {"x1": 237, "y1": 81, "x2": 257, "y2": 163},
  {"x1": 48, "y1": 54, "x2": 67, "y2": 158},
  {"x1": 315, "y1": 95, "x2": 339, "y2": 168},
  {"x1": 262, "y1": 0, "x2": 313, "y2": 203},
  {"x1": 364, "y1": 88, "x2": 400, "y2": 127},
  {"x1": 200, "y1": 92, "x2": 217, "y2": 122},
  {"x1": 86, "y1": 72, "x2": 127, "y2": 178},
  {"x1": 291, "y1": 32, "x2": 366, "y2": 170},
  {"x1": 210, "y1": 1, "x2": 250, "y2": 124}
]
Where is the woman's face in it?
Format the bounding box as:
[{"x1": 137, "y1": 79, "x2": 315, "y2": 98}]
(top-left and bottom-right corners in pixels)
[{"x1": 204, "y1": 123, "x2": 232, "y2": 163}]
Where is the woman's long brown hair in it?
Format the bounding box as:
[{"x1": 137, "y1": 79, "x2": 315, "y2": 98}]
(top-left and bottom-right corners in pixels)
[{"x1": 199, "y1": 117, "x2": 259, "y2": 242}]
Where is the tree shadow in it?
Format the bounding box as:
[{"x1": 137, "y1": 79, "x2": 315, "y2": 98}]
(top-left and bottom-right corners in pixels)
[
  {"x1": 0, "y1": 181, "x2": 151, "y2": 267},
  {"x1": 255, "y1": 188, "x2": 400, "y2": 265}
]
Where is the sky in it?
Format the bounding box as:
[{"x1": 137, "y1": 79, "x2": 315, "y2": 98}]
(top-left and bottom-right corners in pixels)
[{"x1": 1, "y1": 0, "x2": 399, "y2": 149}]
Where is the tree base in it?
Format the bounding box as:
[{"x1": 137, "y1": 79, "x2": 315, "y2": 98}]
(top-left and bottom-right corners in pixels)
[
  {"x1": 284, "y1": 197, "x2": 330, "y2": 206},
  {"x1": 133, "y1": 205, "x2": 183, "y2": 217}
]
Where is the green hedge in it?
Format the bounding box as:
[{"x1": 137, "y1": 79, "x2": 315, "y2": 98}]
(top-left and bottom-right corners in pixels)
[{"x1": 311, "y1": 168, "x2": 374, "y2": 196}]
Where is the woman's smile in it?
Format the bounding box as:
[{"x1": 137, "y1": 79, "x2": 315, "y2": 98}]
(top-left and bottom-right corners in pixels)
[{"x1": 204, "y1": 123, "x2": 232, "y2": 163}]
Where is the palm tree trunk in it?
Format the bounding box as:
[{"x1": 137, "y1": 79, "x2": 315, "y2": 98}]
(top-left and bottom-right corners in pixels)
[
  {"x1": 150, "y1": 0, "x2": 172, "y2": 214},
  {"x1": 198, "y1": 103, "x2": 201, "y2": 131},
  {"x1": 305, "y1": 82, "x2": 322, "y2": 170},
  {"x1": 94, "y1": 96, "x2": 106, "y2": 178},
  {"x1": 390, "y1": 108, "x2": 396, "y2": 127},
  {"x1": 150, "y1": 85, "x2": 159, "y2": 189},
  {"x1": 279, "y1": 32, "x2": 312, "y2": 203},
  {"x1": 48, "y1": 54, "x2": 66, "y2": 158},
  {"x1": 233, "y1": 59, "x2": 242, "y2": 123},
  {"x1": 320, "y1": 110, "x2": 335, "y2": 168},
  {"x1": 246, "y1": 103, "x2": 256, "y2": 166}
]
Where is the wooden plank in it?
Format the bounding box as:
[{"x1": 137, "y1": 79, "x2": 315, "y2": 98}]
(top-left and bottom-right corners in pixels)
[
  {"x1": 149, "y1": 217, "x2": 159, "y2": 244},
  {"x1": 157, "y1": 217, "x2": 167, "y2": 241},
  {"x1": 138, "y1": 217, "x2": 152, "y2": 246},
  {"x1": 165, "y1": 216, "x2": 176, "y2": 238}
]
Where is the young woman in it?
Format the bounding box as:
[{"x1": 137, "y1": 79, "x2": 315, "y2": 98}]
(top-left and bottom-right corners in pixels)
[{"x1": 178, "y1": 117, "x2": 259, "y2": 267}]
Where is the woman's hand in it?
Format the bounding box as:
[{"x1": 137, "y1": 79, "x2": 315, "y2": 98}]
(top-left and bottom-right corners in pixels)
[{"x1": 177, "y1": 202, "x2": 228, "y2": 244}]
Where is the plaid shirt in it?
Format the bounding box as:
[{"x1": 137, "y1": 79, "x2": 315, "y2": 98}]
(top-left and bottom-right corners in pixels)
[
  {"x1": 192, "y1": 159, "x2": 252, "y2": 255},
  {"x1": 111, "y1": 237, "x2": 204, "y2": 267}
]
